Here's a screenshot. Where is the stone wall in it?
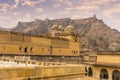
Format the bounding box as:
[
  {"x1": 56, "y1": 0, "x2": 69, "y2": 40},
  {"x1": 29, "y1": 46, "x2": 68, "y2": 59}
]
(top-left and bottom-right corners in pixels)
[
  {"x1": 97, "y1": 53, "x2": 120, "y2": 63},
  {"x1": 0, "y1": 31, "x2": 80, "y2": 56},
  {"x1": 0, "y1": 65, "x2": 85, "y2": 80}
]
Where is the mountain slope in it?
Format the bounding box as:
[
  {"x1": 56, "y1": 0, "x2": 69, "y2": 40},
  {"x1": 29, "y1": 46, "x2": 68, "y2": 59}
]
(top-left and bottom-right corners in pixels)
[{"x1": 12, "y1": 16, "x2": 120, "y2": 51}]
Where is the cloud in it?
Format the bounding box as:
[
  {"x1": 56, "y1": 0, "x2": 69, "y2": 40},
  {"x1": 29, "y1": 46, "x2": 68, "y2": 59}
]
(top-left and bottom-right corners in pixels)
[
  {"x1": 64, "y1": 0, "x2": 72, "y2": 6},
  {"x1": 65, "y1": 7, "x2": 73, "y2": 11},
  {"x1": 102, "y1": 4, "x2": 120, "y2": 18},
  {"x1": 74, "y1": 0, "x2": 118, "y2": 11},
  {"x1": 35, "y1": 8, "x2": 44, "y2": 13},
  {"x1": 82, "y1": 0, "x2": 117, "y2": 6},
  {"x1": 59, "y1": 10, "x2": 69, "y2": 14},
  {"x1": 19, "y1": 13, "x2": 31, "y2": 22},
  {"x1": 12, "y1": 12, "x2": 21, "y2": 16},
  {"x1": 35, "y1": 14, "x2": 47, "y2": 19},
  {"x1": 76, "y1": 5, "x2": 99, "y2": 11},
  {"x1": 21, "y1": 0, "x2": 35, "y2": 7},
  {"x1": 11, "y1": 0, "x2": 20, "y2": 9},
  {"x1": 72, "y1": 12, "x2": 93, "y2": 19},
  {"x1": 58, "y1": 7, "x2": 73, "y2": 14},
  {"x1": 0, "y1": 12, "x2": 17, "y2": 28},
  {"x1": 52, "y1": 3, "x2": 61, "y2": 8},
  {"x1": 15, "y1": 0, "x2": 19, "y2": 4},
  {"x1": 0, "y1": 3, "x2": 10, "y2": 12},
  {"x1": 0, "y1": 14, "x2": 11, "y2": 21},
  {"x1": 21, "y1": 0, "x2": 46, "y2": 7},
  {"x1": 0, "y1": 11, "x2": 31, "y2": 28},
  {"x1": 57, "y1": 0, "x2": 73, "y2": 6}
]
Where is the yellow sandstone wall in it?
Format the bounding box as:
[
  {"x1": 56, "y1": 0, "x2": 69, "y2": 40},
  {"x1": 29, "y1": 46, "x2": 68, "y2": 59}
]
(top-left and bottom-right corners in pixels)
[
  {"x1": 0, "y1": 33, "x2": 11, "y2": 42},
  {"x1": 97, "y1": 54, "x2": 120, "y2": 63},
  {"x1": 69, "y1": 42, "x2": 80, "y2": 56},
  {"x1": 31, "y1": 37, "x2": 51, "y2": 46},
  {"x1": 0, "y1": 31, "x2": 80, "y2": 56},
  {"x1": 0, "y1": 32, "x2": 30, "y2": 42},
  {"x1": 0, "y1": 66, "x2": 85, "y2": 80}
]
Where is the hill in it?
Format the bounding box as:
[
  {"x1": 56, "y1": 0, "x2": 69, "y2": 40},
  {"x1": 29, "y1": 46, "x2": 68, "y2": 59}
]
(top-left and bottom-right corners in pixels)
[{"x1": 12, "y1": 15, "x2": 120, "y2": 51}]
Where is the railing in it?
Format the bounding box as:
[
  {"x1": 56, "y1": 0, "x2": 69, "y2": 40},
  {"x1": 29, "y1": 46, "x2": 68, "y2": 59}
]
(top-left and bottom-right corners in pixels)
[{"x1": 0, "y1": 56, "x2": 66, "y2": 67}]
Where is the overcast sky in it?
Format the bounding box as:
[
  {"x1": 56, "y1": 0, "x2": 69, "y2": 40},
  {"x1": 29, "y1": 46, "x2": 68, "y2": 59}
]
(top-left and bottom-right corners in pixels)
[{"x1": 0, "y1": 0, "x2": 120, "y2": 31}]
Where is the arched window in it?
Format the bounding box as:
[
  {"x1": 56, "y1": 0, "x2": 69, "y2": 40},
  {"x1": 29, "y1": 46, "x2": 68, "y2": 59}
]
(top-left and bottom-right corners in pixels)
[
  {"x1": 112, "y1": 70, "x2": 120, "y2": 80},
  {"x1": 100, "y1": 68, "x2": 109, "y2": 80},
  {"x1": 88, "y1": 67, "x2": 93, "y2": 77}
]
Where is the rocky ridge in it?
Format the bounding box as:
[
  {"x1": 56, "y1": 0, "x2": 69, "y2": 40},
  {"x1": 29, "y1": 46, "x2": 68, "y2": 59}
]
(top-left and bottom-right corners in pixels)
[{"x1": 12, "y1": 15, "x2": 120, "y2": 51}]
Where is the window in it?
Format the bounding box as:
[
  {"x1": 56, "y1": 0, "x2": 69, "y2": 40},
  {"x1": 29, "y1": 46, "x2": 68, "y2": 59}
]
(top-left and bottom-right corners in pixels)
[
  {"x1": 112, "y1": 70, "x2": 120, "y2": 80},
  {"x1": 24, "y1": 47, "x2": 28, "y2": 53},
  {"x1": 32, "y1": 62, "x2": 35, "y2": 64},
  {"x1": 72, "y1": 50, "x2": 74, "y2": 53},
  {"x1": 42, "y1": 48, "x2": 44, "y2": 52},
  {"x1": 74, "y1": 50, "x2": 76, "y2": 54},
  {"x1": 88, "y1": 67, "x2": 93, "y2": 77},
  {"x1": 72, "y1": 50, "x2": 76, "y2": 54},
  {"x1": 28, "y1": 61, "x2": 30, "y2": 64},
  {"x1": 85, "y1": 67, "x2": 87, "y2": 76},
  {"x1": 100, "y1": 68, "x2": 108, "y2": 79},
  {"x1": 30, "y1": 47, "x2": 33, "y2": 52},
  {"x1": 19, "y1": 47, "x2": 22, "y2": 52}
]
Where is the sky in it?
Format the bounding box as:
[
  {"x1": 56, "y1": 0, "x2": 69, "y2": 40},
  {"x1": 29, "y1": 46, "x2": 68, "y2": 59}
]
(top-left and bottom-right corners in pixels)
[{"x1": 0, "y1": 0, "x2": 120, "y2": 31}]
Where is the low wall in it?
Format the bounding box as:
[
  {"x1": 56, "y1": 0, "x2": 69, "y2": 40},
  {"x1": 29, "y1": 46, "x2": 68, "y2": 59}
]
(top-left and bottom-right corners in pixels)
[{"x1": 0, "y1": 65, "x2": 85, "y2": 80}]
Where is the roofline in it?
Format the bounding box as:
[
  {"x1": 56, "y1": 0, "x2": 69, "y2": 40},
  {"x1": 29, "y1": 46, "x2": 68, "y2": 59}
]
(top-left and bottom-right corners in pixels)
[{"x1": 0, "y1": 30, "x2": 69, "y2": 41}]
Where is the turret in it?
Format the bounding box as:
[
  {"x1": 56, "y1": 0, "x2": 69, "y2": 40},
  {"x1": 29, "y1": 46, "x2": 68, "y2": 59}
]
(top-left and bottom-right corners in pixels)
[
  {"x1": 59, "y1": 25, "x2": 80, "y2": 42},
  {"x1": 51, "y1": 24, "x2": 80, "y2": 42},
  {"x1": 64, "y1": 25, "x2": 75, "y2": 34},
  {"x1": 51, "y1": 25, "x2": 64, "y2": 37}
]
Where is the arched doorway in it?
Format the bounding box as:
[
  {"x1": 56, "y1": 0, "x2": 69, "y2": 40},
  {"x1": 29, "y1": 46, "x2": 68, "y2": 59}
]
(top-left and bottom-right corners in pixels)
[
  {"x1": 100, "y1": 68, "x2": 109, "y2": 80},
  {"x1": 88, "y1": 67, "x2": 93, "y2": 77},
  {"x1": 112, "y1": 70, "x2": 120, "y2": 80}
]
